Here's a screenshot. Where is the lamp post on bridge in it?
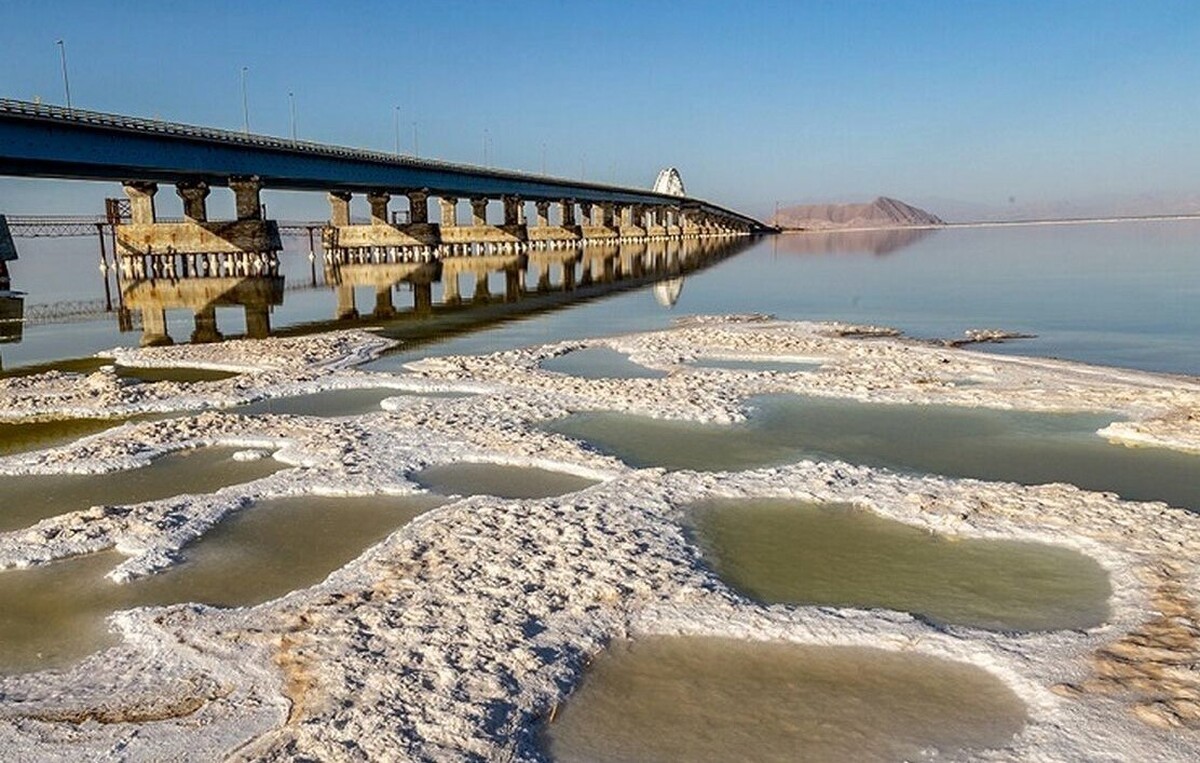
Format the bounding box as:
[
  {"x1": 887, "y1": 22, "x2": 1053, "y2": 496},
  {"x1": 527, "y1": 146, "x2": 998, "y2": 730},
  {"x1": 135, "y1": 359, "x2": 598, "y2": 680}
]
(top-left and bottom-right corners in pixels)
[
  {"x1": 55, "y1": 40, "x2": 72, "y2": 112},
  {"x1": 240, "y1": 66, "x2": 250, "y2": 134},
  {"x1": 394, "y1": 105, "x2": 401, "y2": 157},
  {"x1": 289, "y1": 91, "x2": 297, "y2": 141}
]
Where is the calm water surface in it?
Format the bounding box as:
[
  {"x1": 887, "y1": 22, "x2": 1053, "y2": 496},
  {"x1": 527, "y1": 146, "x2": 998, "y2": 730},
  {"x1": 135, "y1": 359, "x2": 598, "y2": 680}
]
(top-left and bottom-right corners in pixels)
[
  {"x1": 2, "y1": 223, "x2": 1197, "y2": 376},
  {"x1": 692, "y1": 499, "x2": 1110, "y2": 631},
  {"x1": 545, "y1": 636, "x2": 1027, "y2": 763},
  {"x1": 410, "y1": 462, "x2": 598, "y2": 499},
  {"x1": 0, "y1": 494, "x2": 442, "y2": 673},
  {"x1": 547, "y1": 394, "x2": 1200, "y2": 511}
]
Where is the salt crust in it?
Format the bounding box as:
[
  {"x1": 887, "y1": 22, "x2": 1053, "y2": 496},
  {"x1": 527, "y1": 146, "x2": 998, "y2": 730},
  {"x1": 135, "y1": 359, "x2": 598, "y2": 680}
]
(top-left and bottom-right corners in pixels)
[{"x1": 0, "y1": 319, "x2": 1196, "y2": 760}]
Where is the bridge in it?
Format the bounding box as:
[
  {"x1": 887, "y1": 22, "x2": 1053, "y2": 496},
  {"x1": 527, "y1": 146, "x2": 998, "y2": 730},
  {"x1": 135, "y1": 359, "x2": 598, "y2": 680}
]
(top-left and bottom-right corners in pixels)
[
  {"x1": 0, "y1": 99, "x2": 765, "y2": 245},
  {"x1": 0, "y1": 99, "x2": 768, "y2": 347}
]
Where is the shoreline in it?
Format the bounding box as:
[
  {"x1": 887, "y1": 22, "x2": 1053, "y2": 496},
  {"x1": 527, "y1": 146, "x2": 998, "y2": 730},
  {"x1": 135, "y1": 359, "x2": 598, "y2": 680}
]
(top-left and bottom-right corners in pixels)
[
  {"x1": 0, "y1": 318, "x2": 1197, "y2": 759},
  {"x1": 775, "y1": 212, "x2": 1200, "y2": 234}
]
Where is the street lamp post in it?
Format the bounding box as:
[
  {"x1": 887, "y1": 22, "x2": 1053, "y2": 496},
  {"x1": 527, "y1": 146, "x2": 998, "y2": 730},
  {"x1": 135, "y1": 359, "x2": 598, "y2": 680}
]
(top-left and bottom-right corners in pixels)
[
  {"x1": 56, "y1": 40, "x2": 72, "y2": 111},
  {"x1": 394, "y1": 105, "x2": 401, "y2": 156},
  {"x1": 412, "y1": 122, "x2": 419, "y2": 158},
  {"x1": 289, "y1": 91, "x2": 297, "y2": 141},
  {"x1": 240, "y1": 66, "x2": 250, "y2": 134}
]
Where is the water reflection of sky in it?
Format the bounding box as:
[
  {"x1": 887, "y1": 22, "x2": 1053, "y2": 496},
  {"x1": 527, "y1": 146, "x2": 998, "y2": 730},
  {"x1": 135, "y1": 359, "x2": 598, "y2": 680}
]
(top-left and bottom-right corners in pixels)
[{"x1": 3, "y1": 220, "x2": 1199, "y2": 376}]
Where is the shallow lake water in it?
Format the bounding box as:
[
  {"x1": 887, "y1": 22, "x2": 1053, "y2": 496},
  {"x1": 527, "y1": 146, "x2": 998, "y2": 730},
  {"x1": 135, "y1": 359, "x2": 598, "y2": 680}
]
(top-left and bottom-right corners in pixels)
[
  {"x1": 409, "y1": 462, "x2": 598, "y2": 499},
  {"x1": 540, "y1": 347, "x2": 667, "y2": 380},
  {"x1": 0, "y1": 447, "x2": 284, "y2": 532},
  {"x1": 692, "y1": 498, "x2": 1110, "y2": 631},
  {"x1": 547, "y1": 394, "x2": 1200, "y2": 511},
  {"x1": 0, "y1": 416, "x2": 129, "y2": 457},
  {"x1": 544, "y1": 636, "x2": 1027, "y2": 763},
  {"x1": 0, "y1": 493, "x2": 443, "y2": 673}
]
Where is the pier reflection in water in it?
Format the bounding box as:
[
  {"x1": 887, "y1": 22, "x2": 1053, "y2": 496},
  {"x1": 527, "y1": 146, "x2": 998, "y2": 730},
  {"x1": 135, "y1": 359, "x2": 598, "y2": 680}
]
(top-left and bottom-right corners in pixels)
[
  {"x1": 116, "y1": 236, "x2": 752, "y2": 351},
  {"x1": 0, "y1": 291, "x2": 23, "y2": 372}
]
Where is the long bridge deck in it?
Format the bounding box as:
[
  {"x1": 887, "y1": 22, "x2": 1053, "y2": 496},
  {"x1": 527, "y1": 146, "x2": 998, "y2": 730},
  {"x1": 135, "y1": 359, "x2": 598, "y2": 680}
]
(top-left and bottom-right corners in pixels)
[{"x1": 0, "y1": 99, "x2": 765, "y2": 231}]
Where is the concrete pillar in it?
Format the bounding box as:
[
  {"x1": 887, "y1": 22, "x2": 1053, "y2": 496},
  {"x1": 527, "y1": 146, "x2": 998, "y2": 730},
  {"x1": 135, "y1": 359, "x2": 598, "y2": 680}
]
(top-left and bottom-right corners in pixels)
[
  {"x1": 440, "y1": 197, "x2": 459, "y2": 227},
  {"x1": 244, "y1": 304, "x2": 271, "y2": 338},
  {"x1": 590, "y1": 203, "x2": 604, "y2": 226},
  {"x1": 191, "y1": 305, "x2": 222, "y2": 343},
  {"x1": 505, "y1": 267, "x2": 521, "y2": 302},
  {"x1": 139, "y1": 307, "x2": 172, "y2": 346},
  {"x1": 374, "y1": 284, "x2": 396, "y2": 318},
  {"x1": 560, "y1": 200, "x2": 576, "y2": 226},
  {"x1": 123, "y1": 182, "x2": 159, "y2": 225},
  {"x1": 442, "y1": 272, "x2": 461, "y2": 304},
  {"x1": 407, "y1": 189, "x2": 429, "y2": 223},
  {"x1": 412, "y1": 279, "x2": 433, "y2": 314},
  {"x1": 176, "y1": 181, "x2": 210, "y2": 223},
  {"x1": 229, "y1": 177, "x2": 264, "y2": 221},
  {"x1": 502, "y1": 196, "x2": 521, "y2": 226},
  {"x1": 472, "y1": 272, "x2": 490, "y2": 302},
  {"x1": 536, "y1": 201, "x2": 551, "y2": 227},
  {"x1": 329, "y1": 191, "x2": 353, "y2": 226},
  {"x1": 335, "y1": 284, "x2": 359, "y2": 320},
  {"x1": 471, "y1": 198, "x2": 489, "y2": 226},
  {"x1": 367, "y1": 191, "x2": 391, "y2": 225},
  {"x1": 579, "y1": 202, "x2": 593, "y2": 226}
]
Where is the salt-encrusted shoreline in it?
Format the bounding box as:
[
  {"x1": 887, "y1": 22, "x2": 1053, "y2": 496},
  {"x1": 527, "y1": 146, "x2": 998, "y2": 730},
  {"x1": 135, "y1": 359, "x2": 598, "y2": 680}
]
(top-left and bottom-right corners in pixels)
[{"x1": 0, "y1": 318, "x2": 1197, "y2": 761}]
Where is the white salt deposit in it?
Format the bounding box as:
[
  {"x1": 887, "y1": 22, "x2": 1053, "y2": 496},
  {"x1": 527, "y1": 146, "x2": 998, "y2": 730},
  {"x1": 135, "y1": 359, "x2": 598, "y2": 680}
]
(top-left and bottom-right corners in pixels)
[{"x1": 0, "y1": 318, "x2": 1196, "y2": 760}]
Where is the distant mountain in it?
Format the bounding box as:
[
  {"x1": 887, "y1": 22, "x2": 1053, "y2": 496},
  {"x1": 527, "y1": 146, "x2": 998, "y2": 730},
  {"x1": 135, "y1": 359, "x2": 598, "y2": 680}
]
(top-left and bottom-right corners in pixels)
[{"x1": 773, "y1": 197, "x2": 944, "y2": 230}]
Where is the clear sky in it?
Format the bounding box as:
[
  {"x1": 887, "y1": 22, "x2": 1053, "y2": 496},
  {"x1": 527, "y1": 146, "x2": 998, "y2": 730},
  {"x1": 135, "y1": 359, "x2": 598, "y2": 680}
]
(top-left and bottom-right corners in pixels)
[{"x1": 1, "y1": 0, "x2": 1198, "y2": 219}]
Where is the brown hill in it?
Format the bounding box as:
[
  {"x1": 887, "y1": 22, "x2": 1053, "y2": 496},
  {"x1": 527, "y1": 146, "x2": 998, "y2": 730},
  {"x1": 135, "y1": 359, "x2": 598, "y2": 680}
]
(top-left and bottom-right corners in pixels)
[{"x1": 774, "y1": 197, "x2": 944, "y2": 230}]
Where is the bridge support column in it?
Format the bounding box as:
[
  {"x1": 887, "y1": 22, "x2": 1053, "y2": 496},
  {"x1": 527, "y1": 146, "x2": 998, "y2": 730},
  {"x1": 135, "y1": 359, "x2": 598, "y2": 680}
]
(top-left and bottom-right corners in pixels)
[
  {"x1": 368, "y1": 191, "x2": 391, "y2": 225},
  {"x1": 535, "y1": 201, "x2": 551, "y2": 227},
  {"x1": 412, "y1": 278, "x2": 433, "y2": 314},
  {"x1": 140, "y1": 307, "x2": 172, "y2": 347},
  {"x1": 502, "y1": 196, "x2": 521, "y2": 226},
  {"x1": 335, "y1": 284, "x2": 358, "y2": 320},
  {"x1": 561, "y1": 200, "x2": 576, "y2": 226},
  {"x1": 191, "y1": 305, "x2": 222, "y2": 343},
  {"x1": 123, "y1": 182, "x2": 158, "y2": 225},
  {"x1": 470, "y1": 198, "x2": 489, "y2": 226},
  {"x1": 176, "y1": 181, "x2": 210, "y2": 222},
  {"x1": 440, "y1": 197, "x2": 459, "y2": 228},
  {"x1": 329, "y1": 191, "x2": 352, "y2": 226},
  {"x1": 244, "y1": 304, "x2": 271, "y2": 339},
  {"x1": 374, "y1": 284, "x2": 396, "y2": 318},
  {"x1": 230, "y1": 177, "x2": 264, "y2": 221},
  {"x1": 407, "y1": 190, "x2": 430, "y2": 224}
]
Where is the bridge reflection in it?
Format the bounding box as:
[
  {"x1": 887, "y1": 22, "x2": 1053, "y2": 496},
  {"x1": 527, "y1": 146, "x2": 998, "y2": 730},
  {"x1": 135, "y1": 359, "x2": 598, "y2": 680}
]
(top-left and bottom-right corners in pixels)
[{"x1": 120, "y1": 236, "x2": 756, "y2": 348}]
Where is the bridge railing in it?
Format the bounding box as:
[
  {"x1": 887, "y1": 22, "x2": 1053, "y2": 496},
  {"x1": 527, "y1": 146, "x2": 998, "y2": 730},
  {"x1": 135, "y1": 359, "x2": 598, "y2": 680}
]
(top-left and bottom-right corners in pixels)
[{"x1": 0, "y1": 98, "x2": 685, "y2": 202}]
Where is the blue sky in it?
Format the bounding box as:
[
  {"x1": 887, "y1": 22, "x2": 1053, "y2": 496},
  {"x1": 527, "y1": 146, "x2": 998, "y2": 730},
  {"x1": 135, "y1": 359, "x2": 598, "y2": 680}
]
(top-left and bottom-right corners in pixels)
[{"x1": 1, "y1": 0, "x2": 1198, "y2": 218}]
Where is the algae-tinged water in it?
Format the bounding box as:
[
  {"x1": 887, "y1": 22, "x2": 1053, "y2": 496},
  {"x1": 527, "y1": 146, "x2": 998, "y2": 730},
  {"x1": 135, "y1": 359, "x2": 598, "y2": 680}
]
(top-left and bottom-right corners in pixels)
[
  {"x1": 0, "y1": 447, "x2": 284, "y2": 532},
  {"x1": 692, "y1": 498, "x2": 1110, "y2": 631},
  {"x1": 547, "y1": 394, "x2": 1200, "y2": 511},
  {"x1": 0, "y1": 494, "x2": 443, "y2": 673}
]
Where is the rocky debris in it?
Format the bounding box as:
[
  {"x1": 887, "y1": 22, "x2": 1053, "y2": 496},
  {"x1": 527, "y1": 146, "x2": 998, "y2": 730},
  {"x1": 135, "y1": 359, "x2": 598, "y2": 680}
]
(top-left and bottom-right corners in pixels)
[{"x1": 940, "y1": 329, "x2": 1039, "y2": 348}]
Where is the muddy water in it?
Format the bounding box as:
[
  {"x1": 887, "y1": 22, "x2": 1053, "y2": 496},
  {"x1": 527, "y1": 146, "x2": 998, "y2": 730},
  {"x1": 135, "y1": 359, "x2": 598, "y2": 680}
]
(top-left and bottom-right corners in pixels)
[
  {"x1": 234, "y1": 387, "x2": 465, "y2": 418},
  {"x1": 692, "y1": 499, "x2": 1110, "y2": 631},
  {"x1": 0, "y1": 447, "x2": 284, "y2": 532},
  {"x1": 410, "y1": 462, "x2": 598, "y2": 499},
  {"x1": 546, "y1": 394, "x2": 1200, "y2": 511},
  {"x1": 0, "y1": 416, "x2": 130, "y2": 457},
  {"x1": 0, "y1": 493, "x2": 443, "y2": 673},
  {"x1": 544, "y1": 636, "x2": 1027, "y2": 763},
  {"x1": 540, "y1": 347, "x2": 667, "y2": 380}
]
